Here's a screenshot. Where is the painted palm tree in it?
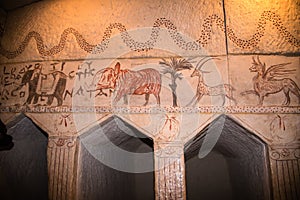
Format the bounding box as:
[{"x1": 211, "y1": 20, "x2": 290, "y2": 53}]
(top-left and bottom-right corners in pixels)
[{"x1": 160, "y1": 57, "x2": 193, "y2": 107}]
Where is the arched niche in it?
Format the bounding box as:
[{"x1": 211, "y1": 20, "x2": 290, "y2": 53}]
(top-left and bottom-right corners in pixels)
[
  {"x1": 78, "y1": 115, "x2": 154, "y2": 200},
  {"x1": 0, "y1": 114, "x2": 48, "y2": 200},
  {"x1": 184, "y1": 115, "x2": 272, "y2": 200}
]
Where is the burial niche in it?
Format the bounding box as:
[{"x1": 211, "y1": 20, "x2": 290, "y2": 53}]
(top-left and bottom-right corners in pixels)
[
  {"x1": 0, "y1": 115, "x2": 48, "y2": 200},
  {"x1": 184, "y1": 115, "x2": 272, "y2": 200},
  {"x1": 78, "y1": 116, "x2": 154, "y2": 200}
]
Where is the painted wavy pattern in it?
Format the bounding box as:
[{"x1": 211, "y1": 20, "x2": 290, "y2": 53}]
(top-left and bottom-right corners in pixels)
[{"x1": 0, "y1": 11, "x2": 299, "y2": 59}]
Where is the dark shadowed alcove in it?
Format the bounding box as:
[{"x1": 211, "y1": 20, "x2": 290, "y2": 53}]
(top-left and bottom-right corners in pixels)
[
  {"x1": 0, "y1": 115, "x2": 48, "y2": 200},
  {"x1": 184, "y1": 115, "x2": 272, "y2": 200},
  {"x1": 78, "y1": 116, "x2": 154, "y2": 200}
]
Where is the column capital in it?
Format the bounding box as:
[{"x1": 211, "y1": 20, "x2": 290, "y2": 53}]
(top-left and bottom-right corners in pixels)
[
  {"x1": 48, "y1": 136, "x2": 78, "y2": 149},
  {"x1": 269, "y1": 144, "x2": 300, "y2": 161},
  {"x1": 154, "y1": 141, "x2": 185, "y2": 158}
]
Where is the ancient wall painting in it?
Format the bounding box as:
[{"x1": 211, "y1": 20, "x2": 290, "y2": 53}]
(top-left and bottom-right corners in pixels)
[
  {"x1": 230, "y1": 55, "x2": 300, "y2": 107},
  {"x1": 0, "y1": 64, "x2": 27, "y2": 104},
  {"x1": 112, "y1": 62, "x2": 161, "y2": 106},
  {"x1": 241, "y1": 56, "x2": 300, "y2": 106},
  {"x1": 57, "y1": 114, "x2": 72, "y2": 128},
  {"x1": 154, "y1": 114, "x2": 180, "y2": 146},
  {"x1": 1, "y1": 55, "x2": 300, "y2": 112},
  {"x1": 22, "y1": 112, "x2": 90, "y2": 136},
  {"x1": 0, "y1": 11, "x2": 299, "y2": 111},
  {"x1": 225, "y1": 2, "x2": 300, "y2": 53},
  {"x1": 0, "y1": 3, "x2": 298, "y2": 199},
  {"x1": 0, "y1": 61, "x2": 107, "y2": 108},
  {"x1": 233, "y1": 114, "x2": 300, "y2": 145},
  {"x1": 187, "y1": 57, "x2": 236, "y2": 106},
  {"x1": 89, "y1": 64, "x2": 117, "y2": 98},
  {"x1": 18, "y1": 64, "x2": 70, "y2": 106},
  {"x1": 159, "y1": 58, "x2": 193, "y2": 107},
  {"x1": 269, "y1": 114, "x2": 299, "y2": 144},
  {"x1": 0, "y1": 11, "x2": 298, "y2": 60},
  {"x1": 78, "y1": 54, "x2": 232, "y2": 108},
  {"x1": 83, "y1": 59, "x2": 167, "y2": 107}
]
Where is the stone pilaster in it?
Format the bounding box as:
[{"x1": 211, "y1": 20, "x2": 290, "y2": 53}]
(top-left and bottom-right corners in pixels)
[
  {"x1": 47, "y1": 136, "x2": 79, "y2": 200},
  {"x1": 154, "y1": 142, "x2": 186, "y2": 200},
  {"x1": 269, "y1": 144, "x2": 300, "y2": 200}
]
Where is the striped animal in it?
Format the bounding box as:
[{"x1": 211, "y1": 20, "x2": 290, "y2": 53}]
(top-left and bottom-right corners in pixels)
[
  {"x1": 91, "y1": 65, "x2": 119, "y2": 97},
  {"x1": 92, "y1": 62, "x2": 161, "y2": 106},
  {"x1": 113, "y1": 63, "x2": 161, "y2": 106}
]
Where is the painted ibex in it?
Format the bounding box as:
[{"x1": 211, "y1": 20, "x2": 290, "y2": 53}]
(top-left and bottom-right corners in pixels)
[
  {"x1": 241, "y1": 56, "x2": 300, "y2": 106},
  {"x1": 187, "y1": 57, "x2": 236, "y2": 106}
]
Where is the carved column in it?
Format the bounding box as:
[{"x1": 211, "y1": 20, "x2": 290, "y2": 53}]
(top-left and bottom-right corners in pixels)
[
  {"x1": 269, "y1": 144, "x2": 300, "y2": 200},
  {"x1": 47, "y1": 136, "x2": 79, "y2": 200},
  {"x1": 154, "y1": 141, "x2": 186, "y2": 200}
]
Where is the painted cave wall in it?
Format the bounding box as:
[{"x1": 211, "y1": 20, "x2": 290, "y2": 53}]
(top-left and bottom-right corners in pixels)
[{"x1": 0, "y1": 0, "x2": 299, "y2": 200}]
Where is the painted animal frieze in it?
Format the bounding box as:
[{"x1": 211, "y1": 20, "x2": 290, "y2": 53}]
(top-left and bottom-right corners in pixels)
[
  {"x1": 89, "y1": 62, "x2": 162, "y2": 106},
  {"x1": 89, "y1": 65, "x2": 118, "y2": 97},
  {"x1": 113, "y1": 63, "x2": 162, "y2": 106},
  {"x1": 1, "y1": 56, "x2": 236, "y2": 108},
  {"x1": 241, "y1": 56, "x2": 300, "y2": 106},
  {"x1": 160, "y1": 58, "x2": 193, "y2": 107},
  {"x1": 187, "y1": 57, "x2": 236, "y2": 106},
  {"x1": 3, "y1": 56, "x2": 299, "y2": 109}
]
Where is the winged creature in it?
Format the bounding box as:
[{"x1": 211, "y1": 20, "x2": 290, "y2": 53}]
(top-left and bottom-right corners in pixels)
[{"x1": 241, "y1": 56, "x2": 300, "y2": 106}]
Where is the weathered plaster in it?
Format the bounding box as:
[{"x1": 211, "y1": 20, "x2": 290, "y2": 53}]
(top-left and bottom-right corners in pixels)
[{"x1": 0, "y1": 0, "x2": 299, "y2": 199}]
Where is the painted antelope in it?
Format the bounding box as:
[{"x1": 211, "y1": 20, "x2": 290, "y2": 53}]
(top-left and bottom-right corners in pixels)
[
  {"x1": 187, "y1": 57, "x2": 236, "y2": 106},
  {"x1": 241, "y1": 56, "x2": 300, "y2": 106},
  {"x1": 91, "y1": 62, "x2": 161, "y2": 106}
]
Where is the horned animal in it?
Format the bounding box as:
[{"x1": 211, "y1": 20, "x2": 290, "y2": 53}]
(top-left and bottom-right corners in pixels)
[
  {"x1": 90, "y1": 65, "x2": 119, "y2": 97},
  {"x1": 241, "y1": 56, "x2": 300, "y2": 106},
  {"x1": 187, "y1": 57, "x2": 236, "y2": 106},
  {"x1": 92, "y1": 62, "x2": 161, "y2": 106},
  {"x1": 113, "y1": 63, "x2": 161, "y2": 106}
]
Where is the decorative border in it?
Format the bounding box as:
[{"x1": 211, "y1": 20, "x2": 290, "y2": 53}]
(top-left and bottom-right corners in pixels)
[
  {"x1": 0, "y1": 11, "x2": 298, "y2": 59},
  {"x1": 48, "y1": 136, "x2": 77, "y2": 148},
  {"x1": 269, "y1": 147, "x2": 300, "y2": 160},
  {"x1": 154, "y1": 142, "x2": 184, "y2": 157},
  {"x1": 1, "y1": 105, "x2": 299, "y2": 113}
]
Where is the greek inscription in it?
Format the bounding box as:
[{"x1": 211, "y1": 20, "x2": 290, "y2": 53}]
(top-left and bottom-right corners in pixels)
[
  {"x1": 0, "y1": 62, "x2": 75, "y2": 106},
  {"x1": 76, "y1": 62, "x2": 95, "y2": 81}
]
